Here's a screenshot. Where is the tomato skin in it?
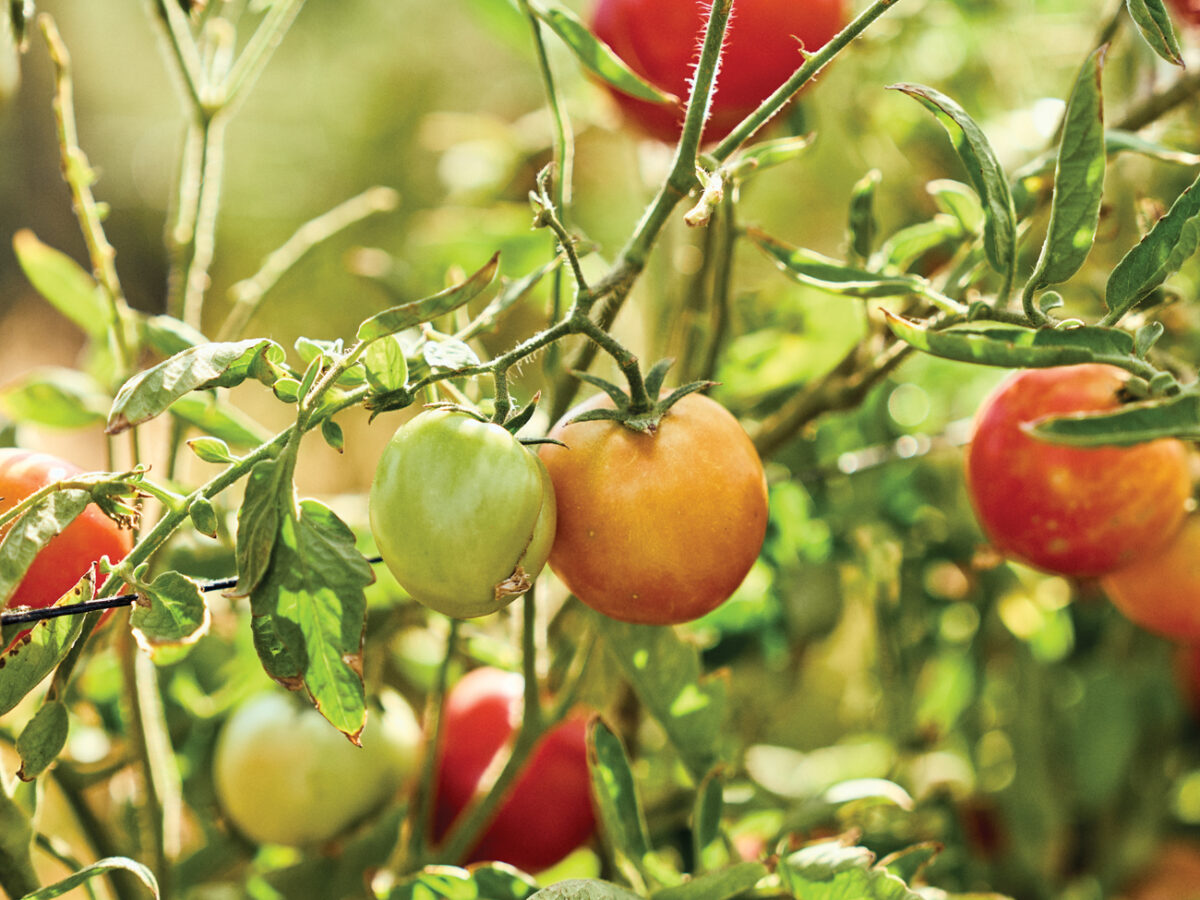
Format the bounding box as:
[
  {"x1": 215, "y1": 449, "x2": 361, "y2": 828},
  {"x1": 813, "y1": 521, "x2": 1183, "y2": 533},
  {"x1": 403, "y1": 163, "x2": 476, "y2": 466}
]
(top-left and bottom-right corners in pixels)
[
  {"x1": 1101, "y1": 515, "x2": 1200, "y2": 641},
  {"x1": 1169, "y1": 0, "x2": 1200, "y2": 27},
  {"x1": 0, "y1": 448, "x2": 132, "y2": 617},
  {"x1": 964, "y1": 364, "x2": 1191, "y2": 578},
  {"x1": 433, "y1": 667, "x2": 595, "y2": 873},
  {"x1": 590, "y1": 0, "x2": 847, "y2": 143},
  {"x1": 213, "y1": 691, "x2": 422, "y2": 847},
  {"x1": 368, "y1": 410, "x2": 556, "y2": 619},
  {"x1": 538, "y1": 392, "x2": 768, "y2": 625}
]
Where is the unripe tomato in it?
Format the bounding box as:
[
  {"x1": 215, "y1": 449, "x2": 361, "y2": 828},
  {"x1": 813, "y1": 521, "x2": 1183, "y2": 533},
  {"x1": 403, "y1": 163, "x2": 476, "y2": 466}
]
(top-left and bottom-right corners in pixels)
[
  {"x1": 369, "y1": 410, "x2": 556, "y2": 619},
  {"x1": 590, "y1": 0, "x2": 847, "y2": 143},
  {"x1": 433, "y1": 667, "x2": 595, "y2": 873},
  {"x1": 213, "y1": 690, "x2": 422, "y2": 847},
  {"x1": 964, "y1": 364, "x2": 1191, "y2": 578},
  {"x1": 0, "y1": 448, "x2": 132, "y2": 622},
  {"x1": 1169, "y1": 0, "x2": 1200, "y2": 27},
  {"x1": 538, "y1": 392, "x2": 768, "y2": 625},
  {"x1": 1101, "y1": 515, "x2": 1200, "y2": 641}
]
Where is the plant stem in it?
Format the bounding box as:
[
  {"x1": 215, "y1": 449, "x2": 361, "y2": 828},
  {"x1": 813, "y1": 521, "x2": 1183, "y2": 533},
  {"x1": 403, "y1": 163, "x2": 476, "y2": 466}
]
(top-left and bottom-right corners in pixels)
[{"x1": 179, "y1": 113, "x2": 228, "y2": 330}]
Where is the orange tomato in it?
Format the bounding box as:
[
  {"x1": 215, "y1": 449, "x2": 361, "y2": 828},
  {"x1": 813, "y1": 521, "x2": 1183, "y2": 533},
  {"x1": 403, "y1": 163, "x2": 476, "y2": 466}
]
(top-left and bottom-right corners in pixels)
[
  {"x1": 539, "y1": 392, "x2": 768, "y2": 625},
  {"x1": 1102, "y1": 514, "x2": 1200, "y2": 641}
]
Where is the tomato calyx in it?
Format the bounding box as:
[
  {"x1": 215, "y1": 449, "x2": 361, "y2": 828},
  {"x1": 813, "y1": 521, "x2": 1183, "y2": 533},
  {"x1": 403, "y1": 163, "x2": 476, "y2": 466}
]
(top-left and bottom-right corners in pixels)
[{"x1": 566, "y1": 359, "x2": 715, "y2": 434}]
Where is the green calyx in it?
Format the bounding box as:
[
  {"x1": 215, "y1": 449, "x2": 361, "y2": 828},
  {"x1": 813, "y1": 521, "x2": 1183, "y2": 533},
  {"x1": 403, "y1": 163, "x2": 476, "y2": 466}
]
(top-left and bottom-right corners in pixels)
[{"x1": 567, "y1": 359, "x2": 714, "y2": 434}]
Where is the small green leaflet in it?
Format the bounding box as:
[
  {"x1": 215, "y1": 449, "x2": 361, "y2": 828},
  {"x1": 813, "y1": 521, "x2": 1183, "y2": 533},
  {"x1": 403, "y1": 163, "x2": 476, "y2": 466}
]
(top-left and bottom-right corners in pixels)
[
  {"x1": 889, "y1": 83, "x2": 1017, "y2": 290},
  {"x1": 588, "y1": 718, "x2": 654, "y2": 884},
  {"x1": 11, "y1": 229, "x2": 109, "y2": 339},
  {"x1": 848, "y1": 169, "x2": 882, "y2": 262},
  {"x1": 16, "y1": 699, "x2": 69, "y2": 781},
  {"x1": 1025, "y1": 46, "x2": 1107, "y2": 294},
  {"x1": 357, "y1": 253, "x2": 500, "y2": 342},
  {"x1": 528, "y1": 881, "x2": 644, "y2": 900},
  {"x1": 778, "y1": 840, "x2": 923, "y2": 900},
  {"x1": 1126, "y1": 0, "x2": 1183, "y2": 66},
  {"x1": 131, "y1": 571, "x2": 210, "y2": 660}
]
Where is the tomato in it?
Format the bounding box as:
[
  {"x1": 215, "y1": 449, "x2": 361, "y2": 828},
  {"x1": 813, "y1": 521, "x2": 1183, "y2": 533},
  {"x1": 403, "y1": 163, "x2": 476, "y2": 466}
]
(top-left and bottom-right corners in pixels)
[
  {"x1": 964, "y1": 364, "x2": 1192, "y2": 578},
  {"x1": 213, "y1": 690, "x2": 422, "y2": 847},
  {"x1": 369, "y1": 409, "x2": 556, "y2": 619},
  {"x1": 1169, "y1": 0, "x2": 1200, "y2": 27},
  {"x1": 590, "y1": 0, "x2": 847, "y2": 143},
  {"x1": 433, "y1": 666, "x2": 595, "y2": 873},
  {"x1": 1100, "y1": 514, "x2": 1200, "y2": 641},
  {"x1": 0, "y1": 448, "x2": 133, "y2": 626},
  {"x1": 1122, "y1": 842, "x2": 1200, "y2": 900},
  {"x1": 538, "y1": 392, "x2": 768, "y2": 625}
]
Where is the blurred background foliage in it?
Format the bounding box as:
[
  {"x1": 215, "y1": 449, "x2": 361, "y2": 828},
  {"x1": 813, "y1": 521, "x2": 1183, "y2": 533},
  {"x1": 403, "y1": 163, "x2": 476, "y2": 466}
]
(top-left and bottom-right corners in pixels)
[{"x1": 5, "y1": 1, "x2": 1200, "y2": 898}]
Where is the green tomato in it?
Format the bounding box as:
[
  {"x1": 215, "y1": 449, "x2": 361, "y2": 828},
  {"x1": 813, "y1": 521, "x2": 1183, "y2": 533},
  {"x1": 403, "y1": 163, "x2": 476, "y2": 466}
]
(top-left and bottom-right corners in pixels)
[
  {"x1": 368, "y1": 409, "x2": 555, "y2": 619},
  {"x1": 212, "y1": 690, "x2": 421, "y2": 847}
]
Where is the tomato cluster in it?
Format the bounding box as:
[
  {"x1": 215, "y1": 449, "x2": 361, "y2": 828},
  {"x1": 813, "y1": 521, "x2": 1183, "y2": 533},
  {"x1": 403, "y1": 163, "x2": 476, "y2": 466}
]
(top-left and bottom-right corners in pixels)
[{"x1": 590, "y1": 0, "x2": 847, "y2": 143}]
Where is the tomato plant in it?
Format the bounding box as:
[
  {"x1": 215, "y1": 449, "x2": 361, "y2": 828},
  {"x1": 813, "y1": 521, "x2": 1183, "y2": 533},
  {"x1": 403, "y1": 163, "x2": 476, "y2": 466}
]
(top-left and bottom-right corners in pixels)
[
  {"x1": 432, "y1": 667, "x2": 594, "y2": 873},
  {"x1": 1101, "y1": 514, "x2": 1200, "y2": 641},
  {"x1": 0, "y1": 447, "x2": 132, "y2": 617},
  {"x1": 369, "y1": 409, "x2": 555, "y2": 619},
  {"x1": 590, "y1": 0, "x2": 847, "y2": 142},
  {"x1": 538, "y1": 392, "x2": 768, "y2": 625},
  {"x1": 213, "y1": 690, "x2": 422, "y2": 847},
  {"x1": 964, "y1": 364, "x2": 1192, "y2": 578}
]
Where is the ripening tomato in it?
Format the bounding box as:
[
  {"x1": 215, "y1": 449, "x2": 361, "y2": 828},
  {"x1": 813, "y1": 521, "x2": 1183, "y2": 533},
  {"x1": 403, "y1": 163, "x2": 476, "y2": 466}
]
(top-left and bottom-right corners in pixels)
[
  {"x1": 1121, "y1": 842, "x2": 1200, "y2": 900},
  {"x1": 590, "y1": 0, "x2": 847, "y2": 143},
  {"x1": 1101, "y1": 515, "x2": 1200, "y2": 641},
  {"x1": 538, "y1": 392, "x2": 768, "y2": 625},
  {"x1": 433, "y1": 667, "x2": 595, "y2": 873},
  {"x1": 213, "y1": 690, "x2": 422, "y2": 847},
  {"x1": 1169, "y1": 0, "x2": 1200, "y2": 27},
  {"x1": 965, "y1": 365, "x2": 1192, "y2": 578},
  {"x1": 369, "y1": 409, "x2": 556, "y2": 619},
  {"x1": 0, "y1": 448, "x2": 132, "y2": 623}
]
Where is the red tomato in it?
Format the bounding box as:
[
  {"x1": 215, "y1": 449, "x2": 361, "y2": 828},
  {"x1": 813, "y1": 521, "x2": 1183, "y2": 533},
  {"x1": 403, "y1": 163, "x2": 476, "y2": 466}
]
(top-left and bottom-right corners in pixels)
[
  {"x1": 1169, "y1": 0, "x2": 1200, "y2": 27},
  {"x1": 433, "y1": 667, "x2": 595, "y2": 873},
  {"x1": 0, "y1": 449, "x2": 132, "y2": 629},
  {"x1": 1101, "y1": 515, "x2": 1200, "y2": 641},
  {"x1": 964, "y1": 365, "x2": 1191, "y2": 578},
  {"x1": 590, "y1": 0, "x2": 847, "y2": 143},
  {"x1": 539, "y1": 392, "x2": 768, "y2": 625}
]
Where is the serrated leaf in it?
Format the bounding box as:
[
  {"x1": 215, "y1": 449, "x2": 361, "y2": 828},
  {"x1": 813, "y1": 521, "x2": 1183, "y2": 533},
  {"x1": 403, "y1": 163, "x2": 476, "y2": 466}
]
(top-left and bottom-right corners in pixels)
[
  {"x1": 0, "y1": 488, "x2": 91, "y2": 605},
  {"x1": 779, "y1": 840, "x2": 923, "y2": 900},
  {"x1": 597, "y1": 617, "x2": 727, "y2": 780},
  {"x1": 1127, "y1": 0, "x2": 1183, "y2": 66},
  {"x1": 363, "y1": 334, "x2": 409, "y2": 393},
  {"x1": 588, "y1": 718, "x2": 654, "y2": 882},
  {"x1": 889, "y1": 83, "x2": 1017, "y2": 286},
  {"x1": 16, "y1": 699, "x2": 69, "y2": 780},
  {"x1": 651, "y1": 862, "x2": 768, "y2": 900},
  {"x1": 357, "y1": 253, "x2": 500, "y2": 341},
  {"x1": 848, "y1": 169, "x2": 881, "y2": 262},
  {"x1": 0, "y1": 573, "x2": 90, "y2": 717},
  {"x1": 19, "y1": 856, "x2": 160, "y2": 899},
  {"x1": 131, "y1": 571, "x2": 209, "y2": 659},
  {"x1": 529, "y1": 880, "x2": 644, "y2": 900},
  {"x1": 1032, "y1": 392, "x2": 1200, "y2": 445},
  {"x1": 12, "y1": 229, "x2": 109, "y2": 339},
  {"x1": 107, "y1": 339, "x2": 287, "y2": 434},
  {"x1": 0, "y1": 367, "x2": 110, "y2": 429},
  {"x1": 1104, "y1": 167, "x2": 1200, "y2": 323},
  {"x1": 1026, "y1": 47, "x2": 1107, "y2": 293},
  {"x1": 883, "y1": 312, "x2": 1135, "y2": 368},
  {"x1": 535, "y1": 2, "x2": 676, "y2": 105},
  {"x1": 250, "y1": 499, "x2": 372, "y2": 739},
  {"x1": 170, "y1": 392, "x2": 273, "y2": 448}
]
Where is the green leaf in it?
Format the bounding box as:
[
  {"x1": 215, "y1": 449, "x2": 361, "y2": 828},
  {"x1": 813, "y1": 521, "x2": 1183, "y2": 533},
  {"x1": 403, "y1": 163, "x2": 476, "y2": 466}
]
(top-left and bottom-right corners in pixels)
[
  {"x1": 692, "y1": 767, "x2": 725, "y2": 870},
  {"x1": 889, "y1": 83, "x2": 1017, "y2": 286},
  {"x1": 363, "y1": 335, "x2": 409, "y2": 393},
  {"x1": 1126, "y1": 0, "x2": 1183, "y2": 66},
  {"x1": 321, "y1": 418, "x2": 345, "y2": 452},
  {"x1": 141, "y1": 313, "x2": 208, "y2": 357},
  {"x1": 1031, "y1": 392, "x2": 1200, "y2": 445},
  {"x1": 597, "y1": 617, "x2": 727, "y2": 781},
  {"x1": 169, "y1": 392, "x2": 273, "y2": 448},
  {"x1": 0, "y1": 367, "x2": 110, "y2": 429},
  {"x1": 0, "y1": 576, "x2": 89, "y2": 717},
  {"x1": 534, "y1": 2, "x2": 676, "y2": 105},
  {"x1": 877, "y1": 216, "x2": 964, "y2": 273},
  {"x1": 187, "y1": 437, "x2": 236, "y2": 464},
  {"x1": 250, "y1": 499, "x2": 372, "y2": 739},
  {"x1": 16, "y1": 699, "x2": 69, "y2": 781},
  {"x1": 848, "y1": 169, "x2": 881, "y2": 262},
  {"x1": 382, "y1": 863, "x2": 538, "y2": 900},
  {"x1": 927, "y1": 179, "x2": 985, "y2": 234},
  {"x1": 778, "y1": 840, "x2": 923, "y2": 900},
  {"x1": 12, "y1": 229, "x2": 108, "y2": 339},
  {"x1": 0, "y1": 488, "x2": 91, "y2": 605},
  {"x1": 883, "y1": 312, "x2": 1135, "y2": 368},
  {"x1": 131, "y1": 571, "x2": 209, "y2": 659},
  {"x1": 233, "y1": 458, "x2": 287, "y2": 598},
  {"x1": 357, "y1": 253, "x2": 500, "y2": 341},
  {"x1": 651, "y1": 863, "x2": 768, "y2": 900},
  {"x1": 0, "y1": 775, "x2": 38, "y2": 899},
  {"x1": 1104, "y1": 166, "x2": 1200, "y2": 323},
  {"x1": 1026, "y1": 47, "x2": 1107, "y2": 294},
  {"x1": 528, "y1": 880, "x2": 644, "y2": 900},
  {"x1": 726, "y1": 134, "x2": 816, "y2": 182},
  {"x1": 588, "y1": 719, "x2": 654, "y2": 883},
  {"x1": 424, "y1": 338, "x2": 481, "y2": 372},
  {"x1": 297, "y1": 337, "x2": 365, "y2": 386},
  {"x1": 107, "y1": 339, "x2": 287, "y2": 434},
  {"x1": 1103, "y1": 129, "x2": 1200, "y2": 166},
  {"x1": 18, "y1": 857, "x2": 160, "y2": 899}
]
